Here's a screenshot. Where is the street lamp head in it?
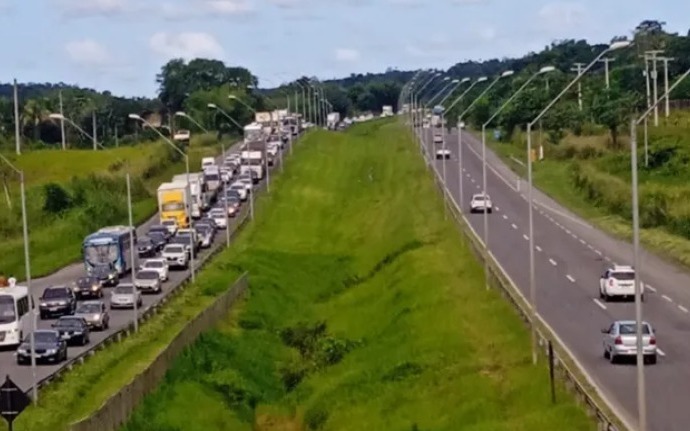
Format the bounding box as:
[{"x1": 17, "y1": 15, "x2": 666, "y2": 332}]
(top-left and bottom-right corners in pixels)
[
  {"x1": 477, "y1": 76, "x2": 488, "y2": 82},
  {"x1": 228, "y1": 95, "x2": 238, "y2": 100},
  {"x1": 434, "y1": 72, "x2": 442, "y2": 76},
  {"x1": 443, "y1": 76, "x2": 450, "y2": 81},
  {"x1": 609, "y1": 40, "x2": 632, "y2": 51},
  {"x1": 501, "y1": 70, "x2": 515, "y2": 78},
  {"x1": 49, "y1": 113, "x2": 64, "y2": 120},
  {"x1": 451, "y1": 79, "x2": 460, "y2": 83},
  {"x1": 207, "y1": 103, "x2": 218, "y2": 109},
  {"x1": 174, "y1": 111, "x2": 187, "y2": 117},
  {"x1": 128, "y1": 113, "x2": 141, "y2": 120},
  {"x1": 461, "y1": 77, "x2": 470, "y2": 83},
  {"x1": 538, "y1": 66, "x2": 556, "y2": 74}
]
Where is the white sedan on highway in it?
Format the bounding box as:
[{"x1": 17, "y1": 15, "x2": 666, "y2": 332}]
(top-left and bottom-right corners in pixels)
[
  {"x1": 435, "y1": 148, "x2": 451, "y2": 159},
  {"x1": 469, "y1": 193, "x2": 492, "y2": 213},
  {"x1": 602, "y1": 320, "x2": 657, "y2": 364},
  {"x1": 140, "y1": 258, "x2": 169, "y2": 282}
]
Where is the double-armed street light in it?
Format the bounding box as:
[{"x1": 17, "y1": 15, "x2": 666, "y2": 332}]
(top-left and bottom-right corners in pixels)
[
  {"x1": 628, "y1": 66, "x2": 690, "y2": 431},
  {"x1": 48, "y1": 113, "x2": 102, "y2": 150},
  {"x1": 0, "y1": 154, "x2": 37, "y2": 403},
  {"x1": 174, "y1": 111, "x2": 208, "y2": 133},
  {"x1": 524, "y1": 39, "x2": 632, "y2": 367},
  {"x1": 128, "y1": 113, "x2": 196, "y2": 283}
]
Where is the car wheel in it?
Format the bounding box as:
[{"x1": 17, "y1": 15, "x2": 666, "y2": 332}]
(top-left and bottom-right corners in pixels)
[
  {"x1": 40, "y1": 312, "x2": 46, "y2": 320},
  {"x1": 640, "y1": 294, "x2": 645, "y2": 302},
  {"x1": 602, "y1": 290, "x2": 610, "y2": 302},
  {"x1": 609, "y1": 352, "x2": 617, "y2": 364},
  {"x1": 487, "y1": 209, "x2": 492, "y2": 214},
  {"x1": 603, "y1": 349, "x2": 610, "y2": 360}
]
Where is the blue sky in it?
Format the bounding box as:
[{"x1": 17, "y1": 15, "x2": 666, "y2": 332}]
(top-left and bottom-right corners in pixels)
[{"x1": 0, "y1": 0, "x2": 688, "y2": 97}]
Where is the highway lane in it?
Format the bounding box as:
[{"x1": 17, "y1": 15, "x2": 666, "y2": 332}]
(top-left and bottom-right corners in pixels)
[
  {"x1": 421, "y1": 127, "x2": 690, "y2": 430},
  {"x1": 1, "y1": 136, "x2": 295, "y2": 393}
]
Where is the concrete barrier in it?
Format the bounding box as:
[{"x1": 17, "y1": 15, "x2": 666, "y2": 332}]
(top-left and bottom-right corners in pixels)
[{"x1": 69, "y1": 272, "x2": 249, "y2": 431}]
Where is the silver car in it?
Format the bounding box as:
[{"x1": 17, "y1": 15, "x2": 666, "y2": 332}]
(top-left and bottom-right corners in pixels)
[
  {"x1": 133, "y1": 270, "x2": 162, "y2": 294},
  {"x1": 74, "y1": 300, "x2": 110, "y2": 331},
  {"x1": 602, "y1": 320, "x2": 657, "y2": 364},
  {"x1": 109, "y1": 283, "x2": 142, "y2": 309}
]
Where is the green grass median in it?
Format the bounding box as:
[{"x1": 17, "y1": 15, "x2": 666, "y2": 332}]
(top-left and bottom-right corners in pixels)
[{"x1": 121, "y1": 120, "x2": 594, "y2": 430}]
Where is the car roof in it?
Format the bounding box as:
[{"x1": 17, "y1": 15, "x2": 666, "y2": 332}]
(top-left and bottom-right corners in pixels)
[
  {"x1": 144, "y1": 258, "x2": 165, "y2": 262},
  {"x1": 615, "y1": 320, "x2": 651, "y2": 327},
  {"x1": 79, "y1": 300, "x2": 103, "y2": 305},
  {"x1": 610, "y1": 265, "x2": 634, "y2": 272}
]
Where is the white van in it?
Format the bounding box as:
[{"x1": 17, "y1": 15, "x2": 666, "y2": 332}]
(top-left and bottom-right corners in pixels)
[
  {"x1": 201, "y1": 157, "x2": 216, "y2": 169},
  {"x1": 0, "y1": 278, "x2": 33, "y2": 347}
]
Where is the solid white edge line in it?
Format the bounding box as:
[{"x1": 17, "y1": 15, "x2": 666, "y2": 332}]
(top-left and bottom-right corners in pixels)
[
  {"x1": 549, "y1": 258, "x2": 557, "y2": 266},
  {"x1": 662, "y1": 294, "x2": 673, "y2": 303},
  {"x1": 566, "y1": 274, "x2": 575, "y2": 282},
  {"x1": 593, "y1": 298, "x2": 607, "y2": 310},
  {"x1": 678, "y1": 305, "x2": 688, "y2": 313}
]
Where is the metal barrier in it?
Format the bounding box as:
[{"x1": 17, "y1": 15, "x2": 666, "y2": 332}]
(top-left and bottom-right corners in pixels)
[{"x1": 416, "y1": 129, "x2": 628, "y2": 431}]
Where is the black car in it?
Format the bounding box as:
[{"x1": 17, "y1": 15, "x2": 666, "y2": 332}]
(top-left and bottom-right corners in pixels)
[
  {"x1": 52, "y1": 316, "x2": 90, "y2": 346},
  {"x1": 137, "y1": 237, "x2": 157, "y2": 258},
  {"x1": 148, "y1": 231, "x2": 167, "y2": 250},
  {"x1": 16, "y1": 330, "x2": 67, "y2": 365},
  {"x1": 90, "y1": 263, "x2": 119, "y2": 287},
  {"x1": 72, "y1": 276, "x2": 104, "y2": 299},
  {"x1": 39, "y1": 286, "x2": 76, "y2": 319},
  {"x1": 148, "y1": 224, "x2": 172, "y2": 241}
]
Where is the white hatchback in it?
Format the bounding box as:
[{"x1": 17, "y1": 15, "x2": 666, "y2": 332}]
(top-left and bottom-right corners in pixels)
[
  {"x1": 470, "y1": 193, "x2": 492, "y2": 213},
  {"x1": 599, "y1": 265, "x2": 641, "y2": 301},
  {"x1": 140, "y1": 258, "x2": 169, "y2": 282}
]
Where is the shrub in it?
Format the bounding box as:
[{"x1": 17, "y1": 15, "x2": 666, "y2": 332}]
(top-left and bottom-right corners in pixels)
[
  {"x1": 42, "y1": 183, "x2": 72, "y2": 214},
  {"x1": 304, "y1": 405, "x2": 328, "y2": 430}
]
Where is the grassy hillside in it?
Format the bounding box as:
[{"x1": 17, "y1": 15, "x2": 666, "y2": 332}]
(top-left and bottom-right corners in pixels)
[
  {"x1": 484, "y1": 110, "x2": 690, "y2": 267},
  {"x1": 0, "y1": 133, "x2": 221, "y2": 277},
  {"x1": 123, "y1": 121, "x2": 594, "y2": 431}
]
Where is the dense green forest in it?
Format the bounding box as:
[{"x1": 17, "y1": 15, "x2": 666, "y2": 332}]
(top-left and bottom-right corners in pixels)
[{"x1": 1, "y1": 19, "x2": 688, "y2": 152}]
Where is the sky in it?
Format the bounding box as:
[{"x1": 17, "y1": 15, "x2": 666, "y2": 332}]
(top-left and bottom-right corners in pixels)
[{"x1": 0, "y1": 0, "x2": 689, "y2": 98}]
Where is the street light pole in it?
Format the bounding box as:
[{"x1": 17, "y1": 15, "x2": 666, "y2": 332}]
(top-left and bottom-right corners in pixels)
[
  {"x1": 48, "y1": 114, "x2": 104, "y2": 149},
  {"x1": 526, "y1": 40, "x2": 632, "y2": 365},
  {"x1": 480, "y1": 67, "x2": 553, "y2": 289},
  {"x1": 126, "y1": 171, "x2": 137, "y2": 332},
  {"x1": 128, "y1": 114, "x2": 196, "y2": 282},
  {"x1": 222, "y1": 141, "x2": 230, "y2": 247},
  {"x1": 629, "y1": 66, "x2": 690, "y2": 431}
]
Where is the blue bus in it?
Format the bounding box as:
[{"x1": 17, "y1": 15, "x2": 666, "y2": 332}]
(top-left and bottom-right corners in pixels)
[{"x1": 82, "y1": 225, "x2": 137, "y2": 276}]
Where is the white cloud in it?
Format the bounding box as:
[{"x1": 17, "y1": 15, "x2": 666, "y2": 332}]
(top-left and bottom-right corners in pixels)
[
  {"x1": 64, "y1": 39, "x2": 114, "y2": 68},
  {"x1": 59, "y1": 0, "x2": 133, "y2": 17},
  {"x1": 149, "y1": 32, "x2": 225, "y2": 60},
  {"x1": 537, "y1": 2, "x2": 587, "y2": 32},
  {"x1": 334, "y1": 48, "x2": 360, "y2": 62}
]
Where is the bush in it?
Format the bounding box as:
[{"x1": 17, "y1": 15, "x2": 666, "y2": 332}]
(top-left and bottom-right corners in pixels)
[
  {"x1": 304, "y1": 405, "x2": 329, "y2": 430},
  {"x1": 42, "y1": 183, "x2": 72, "y2": 214}
]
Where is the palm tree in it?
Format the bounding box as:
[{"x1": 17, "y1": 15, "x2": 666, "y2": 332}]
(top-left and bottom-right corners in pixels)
[{"x1": 21, "y1": 98, "x2": 48, "y2": 141}]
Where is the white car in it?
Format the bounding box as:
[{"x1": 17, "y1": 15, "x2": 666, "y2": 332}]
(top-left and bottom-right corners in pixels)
[
  {"x1": 161, "y1": 219, "x2": 178, "y2": 235},
  {"x1": 433, "y1": 134, "x2": 443, "y2": 144},
  {"x1": 161, "y1": 244, "x2": 188, "y2": 269},
  {"x1": 599, "y1": 265, "x2": 641, "y2": 302},
  {"x1": 209, "y1": 209, "x2": 228, "y2": 229},
  {"x1": 140, "y1": 258, "x2": 169, "y2": 282},
  {"x1": 229, "y1": 183, "x2": 248, "y2": 201},
  {"x1": 435, "y1": 148, "x2": 451, "y2": 159},
  {"x1": 469, "y1": 193, "x2": 492, "y2": 213},
  {"x1": 602, "y1": 320, "x2": 657, "y2": 364}
]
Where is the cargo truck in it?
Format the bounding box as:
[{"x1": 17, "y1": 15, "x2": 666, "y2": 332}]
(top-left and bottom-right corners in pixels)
[
  {"x1": 203, "y1": 166, "x2": 222, "y2": 197},
  {"x1": 172, "y1": 173, "x2": 205, "y2": 218},
  {"x1": 157, "y1": 182, "x2": 190, "y2": 228},
  {"x1": 240, "y1": 147, "x2": 265, "y2": 179},
  {"x1": 327, "y1": 112, "x2": 340, "y2": 130},
  {"x1": 243, "y1": 123, "x2": 263, "y2": 142},
  {"x1": 255, "y1": 112, "x2": 272, "y2": 124}
]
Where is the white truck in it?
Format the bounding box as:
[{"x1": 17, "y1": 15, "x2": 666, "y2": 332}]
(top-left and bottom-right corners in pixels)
[
  {"x1": 243, "y1": 123, "x2": 263, "y2": 142},
  {"x1": 381, "y1": 105, "x2": 393, "y2": 116},
  {"x1": 255, "y1": 112, "x2": 272, "y2": 124},
  {"x1": 327, "y1": 112, "x2": 340, "y2": 130},
  {"x1": 240, "y1": 150, "x2": 265, "y2": 179},
  {"x1": 172, "y1": 173, "x2": 205, "y2": 218},
  {"x1": 203, "y1": 166, "x2": 222, "y2": 196},
  {"x1": 201, "y1": 157, "x2": 215, "y2": 170}
]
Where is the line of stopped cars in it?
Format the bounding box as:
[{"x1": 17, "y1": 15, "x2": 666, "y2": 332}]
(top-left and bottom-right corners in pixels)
[
  {"x1": 428, "y1": 132, "x2": 657, "y2": 366},
  {"x1": 10, "y1": 136, "x2": 286, "y2": 366}
]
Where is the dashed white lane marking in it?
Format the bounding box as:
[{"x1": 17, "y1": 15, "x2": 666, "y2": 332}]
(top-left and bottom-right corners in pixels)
[
  {"x1": 587, "y1": 244, "x2": 594, "y2": 250},
  {"x1": 604, "y1": 256, "x2": 612, "y2": 262},
  {"x1": 565, "y1": 229, "x2": 572, "y2": 235},
  {"x1": 471, "y1": 178, "x2": 475, "y2": 183},
  {"x1": 549, "y1": 258, "x2": 557, "y2": 266},
  {"x1": 579, "y1": 239, "x2": 586, "y2": 245},
  {"x1": 593, "y1": 298, "x2": 607, "y2": 310},
  {"x1": 495, "y1": 206, "x2": 500, "y2": 211},
  {"x1": 594, "y1": 249, "x2": 602, "y2": 256},
  {"x1": 555, "y1": 222, "x2": 563, "y2": 228},
  {"x1": 645, "y1": 284, "x2": 657, "y2": 293},
  {"x1": 662, "y1": 294, "x2": 673, "y2": 303},
  {"x1": 571, "y1": 233, "x2": 578, "y2": 239},
  {"x1": 462, "y1": 168, "x2": 466, "y2": 172},
  {"x1": 511, "y1": 223, "x2": 518, "y2": 229},
  {"x1": 678, "y1": 305, "x2": 689, "y2": 313},
  {"x1": 566, "y1": 274, "x2": 576, "y2": 283},
  {"x1": 502, "y1": 214, "x2": 508, "y2": 220},
  {"x1": 658, "y1": 348, "x2": 666, "y2": 357},
  {"x1": 536, "y1": 245, "x2": 542, "y2": 252},
  {"x1": 523, "y1": 234, "x2": 529, "y2": 241}
]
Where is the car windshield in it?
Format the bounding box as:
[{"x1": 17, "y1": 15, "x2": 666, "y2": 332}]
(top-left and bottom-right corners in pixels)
[
  {"x1": 166, "y1": 246, "x2": 184, "y2": 253},
  {"x1": 0, "y1": 296, "x2": 16, "y2": 323},
  {"x1": 57, "y1": 318, "x2": 83, "y2": 327},
  {"x1": 162, "y1": 220, "x2": 175, "y2": 226},
  {"x1": 30, "y1": 332, "x2": 58, "y2": 344},
  {"x1": 149, "y1": 227, "x2": 167, "y2": 234},
  {"x1": 77, "y1": 277, "x2": 97, "y2": 287},
  {"x1": 162, "y1": 202, "x2": 185, "y2": 211},
  {"x1": 43, "y1": 288, "x2": 68, "y2": 299},
  {"x1": 619, "y1": 323, "x2": 651, "y2": 335},
  {"x1": 612, "y1": 271, "x2": 635, "y2": 281},
  {"x1": 84, "y1": 242, "x2": 118, "y2": 266},
  {"x1": 149, "y1": 232, "x2": 165, "y2": 241},
  {"x1": 114, "y1": 285, "x2": 134, "y2": 294},
  {"x1": 137, "y1": 271, "x2": 158, "y2": 280},
  {"x1": 144, "y1": 260, "x2": 164, "y2": 268},
  {"x1": 138, "y1": 238, "x2": 153, "y2": 246},
  {"x1": 473, "y1": 196, "x2": 485, "y2": 201},
  {"x1": 76, "y1": 303, "x2": 101, "y2": 314},
  {"x1": 205, "y1": 174, "x2": 220, "y2": 182}
]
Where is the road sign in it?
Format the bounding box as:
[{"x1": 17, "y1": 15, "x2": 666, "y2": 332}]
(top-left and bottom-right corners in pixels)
[{"x1": 0, "y1": 375, "x2": 31, "y2": 431}]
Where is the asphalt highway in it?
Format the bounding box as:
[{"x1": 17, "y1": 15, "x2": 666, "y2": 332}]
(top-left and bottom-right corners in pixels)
[
  {"x1": 1, "y1": 136, "x2": 293, "y2": 393},
  {"x1": 423, "y1": 127, "x2": 690, "y2": 431}
]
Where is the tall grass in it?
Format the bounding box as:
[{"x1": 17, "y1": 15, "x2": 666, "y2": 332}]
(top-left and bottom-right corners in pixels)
[{"x1": 123, "y1": 121, "x2": 594, "y2": 431}]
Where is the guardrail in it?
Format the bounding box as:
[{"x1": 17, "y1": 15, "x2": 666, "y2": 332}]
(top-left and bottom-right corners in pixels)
[
  {"x1": 415, "y1": 129, "x2": 628, "y2": 431},
  {"x1": 69, "y1": 272, "x2": 249, "y2": 431}
]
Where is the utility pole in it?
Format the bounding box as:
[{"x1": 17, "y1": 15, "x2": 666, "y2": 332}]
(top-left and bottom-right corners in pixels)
[
  {"x1": 659, "y1": 57, "x2": 675, "y2": 118},
  {"x1": 13, "y1": 79, "x2": 20, "y2": 155},
  {"x1": 643, "y1": 50, "x2": 664, "y2": 126},
  {"x1": 571, "y1": 63, "x2": 585, "y2": 110},
  {"x1": 598, "y1": 58, "x2": 615, "y2": 89},
  {"x1": 59, "y1": 91, "x2": 66, "y2": 150},
  {"x1": 92, "y1": 111, "x2": 98, "y2": 150}
]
